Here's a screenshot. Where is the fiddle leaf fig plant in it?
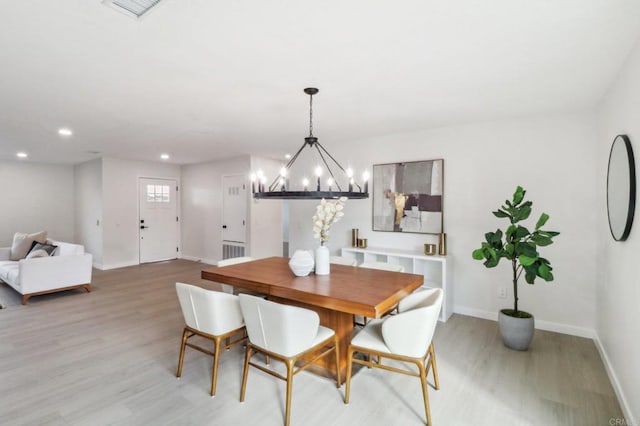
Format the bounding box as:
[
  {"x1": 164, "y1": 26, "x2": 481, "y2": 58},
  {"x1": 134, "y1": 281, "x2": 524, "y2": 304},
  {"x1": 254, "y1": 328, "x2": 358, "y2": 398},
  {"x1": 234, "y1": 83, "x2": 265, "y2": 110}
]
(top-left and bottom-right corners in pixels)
[{"x1": 472, "y1": 186, "x2": 559, "y2": 318}]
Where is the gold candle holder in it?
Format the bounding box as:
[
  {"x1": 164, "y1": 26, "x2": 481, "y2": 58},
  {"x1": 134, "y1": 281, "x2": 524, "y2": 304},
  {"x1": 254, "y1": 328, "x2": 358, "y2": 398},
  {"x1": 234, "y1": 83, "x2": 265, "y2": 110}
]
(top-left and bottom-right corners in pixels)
[
  {"x1": 351, "y1": 229, "x2": 359, "y2": 247},
  {"x1": 424, "y1": 243, "x2": 436, "y2": 256},
  {"x1": 357, "y1": 238, "x2": 368, "y2": 248},
  {"x1": 438, "y1": 233, "x2": 447, "y2": 255}
]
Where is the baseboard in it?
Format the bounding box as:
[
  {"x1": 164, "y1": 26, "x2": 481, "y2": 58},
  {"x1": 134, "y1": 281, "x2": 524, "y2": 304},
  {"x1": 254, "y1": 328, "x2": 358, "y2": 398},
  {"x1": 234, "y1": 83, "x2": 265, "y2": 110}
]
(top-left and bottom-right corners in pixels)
[
  {"x1": 92, "y1": 262, "x2": 104, "y2": 270},
  {"x1": 593, "y1": 334, "x2": 637, "y2": 426},
  {"x1": 453, "y1": 306, "x2": 595, "y2": 338},
  {"x1": 99, "y1": 261, "x2": 140, "y2": 271}
]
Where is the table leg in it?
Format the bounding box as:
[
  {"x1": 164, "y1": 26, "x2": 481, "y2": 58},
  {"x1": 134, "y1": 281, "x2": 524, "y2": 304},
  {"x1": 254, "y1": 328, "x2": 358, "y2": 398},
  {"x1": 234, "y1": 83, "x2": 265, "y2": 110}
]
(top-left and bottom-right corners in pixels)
[{"x1": 270, "y1": 296, "x2": 353, "y2": 383}]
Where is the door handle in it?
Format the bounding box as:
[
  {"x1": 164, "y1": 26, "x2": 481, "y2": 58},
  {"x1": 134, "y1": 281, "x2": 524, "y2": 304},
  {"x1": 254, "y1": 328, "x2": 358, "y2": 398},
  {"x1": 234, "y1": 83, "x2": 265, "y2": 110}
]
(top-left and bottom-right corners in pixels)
[{"x1": 140, "y1": 225, "x2": 148, "y2": 229}]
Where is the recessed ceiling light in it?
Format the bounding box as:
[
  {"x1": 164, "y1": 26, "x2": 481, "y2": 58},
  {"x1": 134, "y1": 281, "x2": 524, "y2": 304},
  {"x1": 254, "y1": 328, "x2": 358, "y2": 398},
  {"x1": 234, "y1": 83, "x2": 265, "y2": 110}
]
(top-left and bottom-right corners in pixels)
[
  {"x1": 58, "y1": 128, "x2": 73, "y2": 137},
  {"x1": 16, "y1": 152, "x2": 28, "y2": 158},
  {"x1": 285, "y1": 154, "x2": 291, "y2": 159},
  {"x1": 160, "y1": 153, "x2": 170, "y2": 160}
]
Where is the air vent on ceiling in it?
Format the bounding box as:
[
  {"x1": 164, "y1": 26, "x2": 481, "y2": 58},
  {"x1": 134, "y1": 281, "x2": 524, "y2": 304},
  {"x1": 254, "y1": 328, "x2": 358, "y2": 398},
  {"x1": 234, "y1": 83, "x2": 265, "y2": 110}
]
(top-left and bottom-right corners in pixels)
[{"x1": 103, "y1": 0, "x2": 163, "y2": 19}]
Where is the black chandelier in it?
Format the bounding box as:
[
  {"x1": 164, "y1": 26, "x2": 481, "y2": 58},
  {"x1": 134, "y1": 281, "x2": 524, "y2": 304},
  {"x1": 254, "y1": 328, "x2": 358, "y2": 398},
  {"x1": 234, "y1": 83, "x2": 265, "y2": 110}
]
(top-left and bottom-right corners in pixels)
[{"x1": 252, "y1": 88, "x2": 369, "y2": 200}]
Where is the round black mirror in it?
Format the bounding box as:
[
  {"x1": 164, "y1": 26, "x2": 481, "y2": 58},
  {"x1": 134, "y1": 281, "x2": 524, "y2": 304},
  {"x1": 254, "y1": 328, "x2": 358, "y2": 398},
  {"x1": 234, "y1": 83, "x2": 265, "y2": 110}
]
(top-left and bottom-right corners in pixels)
[{"x1": 607, "y1": 135, "x2": 636, "y2": 241}]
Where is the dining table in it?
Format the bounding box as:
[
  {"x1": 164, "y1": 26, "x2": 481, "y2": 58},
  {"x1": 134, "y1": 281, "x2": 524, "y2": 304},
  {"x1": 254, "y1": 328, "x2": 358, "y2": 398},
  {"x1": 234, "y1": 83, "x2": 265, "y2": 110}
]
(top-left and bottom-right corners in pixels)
[{"x1": 201, "y1": 256, "x2": 424, "y2": 381}]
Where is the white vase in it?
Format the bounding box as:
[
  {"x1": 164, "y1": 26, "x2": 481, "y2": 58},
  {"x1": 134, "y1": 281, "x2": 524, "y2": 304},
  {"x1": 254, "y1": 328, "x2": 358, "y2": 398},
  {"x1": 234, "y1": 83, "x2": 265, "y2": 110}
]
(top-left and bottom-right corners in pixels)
[
  {"x1": 315, "y1": 244, "x2": 330, "y2": 275},
  {"x1": 288, "y1": 250, "x2": 315, "y2": 277}
]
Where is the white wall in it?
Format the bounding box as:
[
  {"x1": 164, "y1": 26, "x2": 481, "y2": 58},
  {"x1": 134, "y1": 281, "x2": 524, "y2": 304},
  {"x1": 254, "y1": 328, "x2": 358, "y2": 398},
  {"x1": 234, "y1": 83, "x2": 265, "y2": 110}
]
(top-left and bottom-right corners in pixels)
[
  {"x1": 181, "y1": 156, "x2": 251, "y2": 264},
  {"x1": 249, "y1": 156, "x2": 284, "y2": 259},
  {"x1": 289, "y1": 111, "x2": 599, "y2": 336},
  {"x1": 102, "y1": 158, "x2": 180, "y2": 269},
  {"x1": 596, "y1": 36, "x2": 640, "y2": 425},
  {"x1": 74, "y1": 159, "x2": 103, "y2": 267},
  {"x1": 0, "y1": 160, "x2": 75, "y2": 246}
]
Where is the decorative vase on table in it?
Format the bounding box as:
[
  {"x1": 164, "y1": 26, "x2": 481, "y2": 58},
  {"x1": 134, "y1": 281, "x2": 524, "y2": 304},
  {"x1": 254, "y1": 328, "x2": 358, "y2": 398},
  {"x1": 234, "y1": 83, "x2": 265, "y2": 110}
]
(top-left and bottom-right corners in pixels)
[
  {"x1": 312, "y1": 197, "x2": 347, "y2": 276},
  {"x1": 315, "y1": 243, "x2": 330, "y2": 275},
  {"x1": 289, "y1": 250, "x2": 315, "y2": 277}
]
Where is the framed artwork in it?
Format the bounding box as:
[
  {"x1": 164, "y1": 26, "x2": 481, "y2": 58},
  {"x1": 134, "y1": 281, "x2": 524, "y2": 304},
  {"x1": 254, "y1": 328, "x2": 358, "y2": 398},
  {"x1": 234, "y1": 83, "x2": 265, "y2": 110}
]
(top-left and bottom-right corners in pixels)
[{"x1": 372, "y1": 159, "x2": 444, "y2": 234}]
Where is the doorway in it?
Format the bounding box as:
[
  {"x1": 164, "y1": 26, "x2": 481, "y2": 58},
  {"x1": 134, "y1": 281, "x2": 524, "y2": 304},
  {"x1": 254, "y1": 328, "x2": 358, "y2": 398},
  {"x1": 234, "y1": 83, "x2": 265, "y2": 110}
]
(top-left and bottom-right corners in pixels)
[
  {"x1": 139, "y1": 177, "x2": 178, "y2": 263},
  {"x1": 222, "y1": 175, "x2": 247, "y2": 258}
]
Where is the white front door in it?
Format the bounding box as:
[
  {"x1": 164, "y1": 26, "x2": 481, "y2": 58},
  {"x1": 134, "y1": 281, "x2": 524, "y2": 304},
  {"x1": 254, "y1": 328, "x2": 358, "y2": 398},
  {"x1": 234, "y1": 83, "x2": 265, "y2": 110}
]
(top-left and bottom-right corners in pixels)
[
  {"x1": 222, "y1": 175, "x2": 247, "y2": 243},
  {"x1": 139, "y1": 178, "x2": 178, "y2": 263}
]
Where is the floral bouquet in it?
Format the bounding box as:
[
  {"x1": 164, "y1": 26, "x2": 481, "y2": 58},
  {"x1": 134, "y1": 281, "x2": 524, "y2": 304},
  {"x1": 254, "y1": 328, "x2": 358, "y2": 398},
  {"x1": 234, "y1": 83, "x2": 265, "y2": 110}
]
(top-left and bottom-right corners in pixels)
[{"x1": 312, "y1": 197, "x2": 347, "y2": 245}]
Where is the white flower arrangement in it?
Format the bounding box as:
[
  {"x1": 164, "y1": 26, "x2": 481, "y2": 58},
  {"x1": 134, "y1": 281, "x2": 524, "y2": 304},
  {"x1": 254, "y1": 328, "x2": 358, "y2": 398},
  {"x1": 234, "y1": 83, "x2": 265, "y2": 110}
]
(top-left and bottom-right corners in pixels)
[{"x1": 312, "y1": 197, "x2": 347, "y2": 245}]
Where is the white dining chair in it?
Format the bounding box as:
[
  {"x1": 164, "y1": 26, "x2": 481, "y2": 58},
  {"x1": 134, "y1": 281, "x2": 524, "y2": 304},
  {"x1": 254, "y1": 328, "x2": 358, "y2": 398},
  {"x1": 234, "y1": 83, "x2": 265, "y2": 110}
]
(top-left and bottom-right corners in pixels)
[
  {"x1": 330, "y1": 256, "x2": 358, "y2": 266},
  {"x1": 216, "y1": 256, "x2": 255, "y2": 294},
  {"x1": 238, "y1": 294, "x2": 341, "y2": 426},
  {"x1": 344, "y1": 288, "x2": 443, "y2": 426},
  {"x1": 175, "y1": 282, "x2": 246, "y2": 396},
  {"x1": 355, "y1": 261, "x2": 405, "y2": 326}
]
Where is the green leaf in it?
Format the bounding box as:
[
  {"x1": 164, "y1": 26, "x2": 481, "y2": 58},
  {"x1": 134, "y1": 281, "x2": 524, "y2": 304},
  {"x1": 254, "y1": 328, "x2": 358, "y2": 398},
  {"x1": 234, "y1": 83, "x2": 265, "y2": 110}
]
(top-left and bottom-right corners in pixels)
[
  {"x1": 513, "y1": 186, "x2": 525, "y2": 205},
  {"x1": 535, "y1": 213, "x2": 549, "y2": 230},
  {"x1": 524, "y1": 267, "x2": 536, "y2": 284},
  {"x1": 484, "y1": 257, "x2": 499, "y2": 268},
  {"x1": 505, "y1": 243, "x2": 514, "y2": 256},
  {"x1": 486, "y1": 229, "x2": 503, "y2": 245},
  {"x1": 514, "y1": 226, "x2": 530, "y2": 239},
  {"x1": 515, "y1": 242, "x2": 537, "y2": 258},
  {"x1": 514, "y1": 201, "x2": 532, "y2": 222},
  {"x1": 493, "y1": 209, "x2": 510, "y2": 219},
  {"x1": 538, "y1": 263, "x2": 552, "y2": 280},
  {"x1": 519, "y1": 254, "x2": 537, "y2": 266},
  {"x1": 539, "y1": 230, "x2": 560, "y2": 237},
  {"x1": 472, "y1": 249, "x2": 485, "y2": 260},
  {"x1": 531, "y1": 234, "x2": 553, "y2": 246}
]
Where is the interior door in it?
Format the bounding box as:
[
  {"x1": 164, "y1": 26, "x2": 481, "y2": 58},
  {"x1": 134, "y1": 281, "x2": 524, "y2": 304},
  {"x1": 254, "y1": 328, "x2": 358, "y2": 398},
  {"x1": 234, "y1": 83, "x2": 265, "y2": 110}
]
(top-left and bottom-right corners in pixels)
[
  {"x1": 222, "y1": 175, "x2": 247, "y2": 243},
  {"x1": 139, "y1": 178, "x2": 178, "y2": 263}
]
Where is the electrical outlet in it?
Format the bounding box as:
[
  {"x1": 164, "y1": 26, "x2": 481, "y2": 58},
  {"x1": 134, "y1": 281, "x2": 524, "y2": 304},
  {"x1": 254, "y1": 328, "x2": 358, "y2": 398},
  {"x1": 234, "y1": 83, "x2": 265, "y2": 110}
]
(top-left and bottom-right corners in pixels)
[{"x1": 498, "y1": 287, "x2": 507, "y2": 299}]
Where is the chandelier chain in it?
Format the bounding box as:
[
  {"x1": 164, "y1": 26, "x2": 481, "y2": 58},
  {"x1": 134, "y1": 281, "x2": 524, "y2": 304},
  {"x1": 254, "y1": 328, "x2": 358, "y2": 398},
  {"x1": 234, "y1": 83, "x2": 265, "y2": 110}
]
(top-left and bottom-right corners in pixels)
[{"x1": 309, "y1": 93, "x2": 313, "y2": 137}]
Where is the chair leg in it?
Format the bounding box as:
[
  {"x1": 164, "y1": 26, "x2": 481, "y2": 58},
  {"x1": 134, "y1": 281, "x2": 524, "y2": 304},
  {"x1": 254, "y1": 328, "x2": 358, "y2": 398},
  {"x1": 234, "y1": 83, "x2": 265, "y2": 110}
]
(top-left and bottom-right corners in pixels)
[
  {"x1": 176, "y1": 328, "x2": 189, "y2": 377},
  {"x1": 344, "y1": 346, "x2": 354, "y2": 404},
  {"x1": 285, "y1": 359, "x2": 295, "y2": 426},
  {"x1": 210, "y1": 337, "x2": 222, "y2": 396},
  {"x1": 429, "y1": 343, "x2": 440, "y2": 390},
  {"x1": 417, "y1": 361, "x2": 433, "y2": 426},
  {"x1": 240, "y1": 346, "x2": 252, "y2": 402},
  {"x1": 334, "y1": 335, "x2": 341, "y2": 388}
]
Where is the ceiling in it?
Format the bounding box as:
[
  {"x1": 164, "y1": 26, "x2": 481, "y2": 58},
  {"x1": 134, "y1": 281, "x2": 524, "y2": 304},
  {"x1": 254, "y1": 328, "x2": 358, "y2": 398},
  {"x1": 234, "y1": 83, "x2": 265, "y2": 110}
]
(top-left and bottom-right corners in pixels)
[{"x1": 1, "y1": 0, "x2": 640, "y2": 165}]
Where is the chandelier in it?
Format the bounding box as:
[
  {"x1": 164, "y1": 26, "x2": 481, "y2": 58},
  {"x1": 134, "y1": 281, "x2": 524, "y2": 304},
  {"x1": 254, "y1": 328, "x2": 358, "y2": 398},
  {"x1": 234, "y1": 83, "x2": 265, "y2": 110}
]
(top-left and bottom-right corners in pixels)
[{"x1": 252, "y1": 88, "x2": 369, "y2": 200}]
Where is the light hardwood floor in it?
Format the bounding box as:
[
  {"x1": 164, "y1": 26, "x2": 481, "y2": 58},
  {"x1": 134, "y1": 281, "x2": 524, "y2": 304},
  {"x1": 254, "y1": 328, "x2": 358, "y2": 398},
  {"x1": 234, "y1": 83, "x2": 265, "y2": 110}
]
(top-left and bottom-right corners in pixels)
[{"x1": 0, "y1": 260, "x2": 624, "y2": 425}]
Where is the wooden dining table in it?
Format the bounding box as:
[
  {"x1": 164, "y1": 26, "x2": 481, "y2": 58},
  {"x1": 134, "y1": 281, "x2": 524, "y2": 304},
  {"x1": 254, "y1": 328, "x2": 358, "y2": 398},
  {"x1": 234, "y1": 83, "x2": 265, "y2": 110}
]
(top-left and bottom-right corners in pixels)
[{"x1": 201, "y1": 256, "x2": 424, "y2": 381}]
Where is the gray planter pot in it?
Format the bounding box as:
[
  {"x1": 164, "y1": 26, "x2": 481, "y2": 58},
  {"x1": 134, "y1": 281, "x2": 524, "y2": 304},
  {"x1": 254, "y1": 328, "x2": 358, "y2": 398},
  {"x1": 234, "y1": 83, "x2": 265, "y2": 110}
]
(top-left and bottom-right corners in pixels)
[{"x1": 498, "y1": 310, "x2": 535, "y2": 351}]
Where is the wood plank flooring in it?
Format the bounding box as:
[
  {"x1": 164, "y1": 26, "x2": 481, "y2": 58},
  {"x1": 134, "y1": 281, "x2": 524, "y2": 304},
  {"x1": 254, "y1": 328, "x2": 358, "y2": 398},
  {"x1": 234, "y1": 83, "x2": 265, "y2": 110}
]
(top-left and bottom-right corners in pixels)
[{"x1": 0, "y1": 260, "x2": 624, "y2": 425}]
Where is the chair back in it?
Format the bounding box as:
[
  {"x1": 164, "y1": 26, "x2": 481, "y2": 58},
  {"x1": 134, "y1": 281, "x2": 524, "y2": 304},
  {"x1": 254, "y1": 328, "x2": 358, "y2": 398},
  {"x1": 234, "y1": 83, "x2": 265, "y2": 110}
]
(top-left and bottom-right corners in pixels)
[
  {"x1": 175, "y1": 282, "x2": 244, "y2": 336},
  {"x1": 217, "y1": 256, "x2": 255, "y2": 267},
  {"x1": 216, "y1": 257, "x2": 255, "y2": 293},
  {"x1": 359, "y1": 261, "x2": 405, "y2": 272},
  {"x1": 381, "y1": 288, "x2": 443, "y2": 358},
  {"x1": 330, "y1": 256, "x2": 357, "y2": 266},
  {"x1": 239, "y1": 294, "x2": 320, "y2": 357}
]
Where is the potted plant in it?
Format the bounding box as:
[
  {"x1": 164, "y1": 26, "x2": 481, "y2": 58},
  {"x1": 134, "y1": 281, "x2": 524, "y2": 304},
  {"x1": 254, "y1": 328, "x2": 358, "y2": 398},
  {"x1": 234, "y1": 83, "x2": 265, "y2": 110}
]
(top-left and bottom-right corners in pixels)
[{"x1": 472, "y1": 186, "x2": 559, "y2": 350}]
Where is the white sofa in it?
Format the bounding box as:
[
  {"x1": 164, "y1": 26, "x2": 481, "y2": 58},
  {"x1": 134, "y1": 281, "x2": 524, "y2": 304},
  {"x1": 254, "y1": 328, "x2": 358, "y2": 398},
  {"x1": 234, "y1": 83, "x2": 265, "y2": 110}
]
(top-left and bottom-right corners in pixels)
[{"x1": 0, "y1": 240, "x2": 92, "y2": 305}]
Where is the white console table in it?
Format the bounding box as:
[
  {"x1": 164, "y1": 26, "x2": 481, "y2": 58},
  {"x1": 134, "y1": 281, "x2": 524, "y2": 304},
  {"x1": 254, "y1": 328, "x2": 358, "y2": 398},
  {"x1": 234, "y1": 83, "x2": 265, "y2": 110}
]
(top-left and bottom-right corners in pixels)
[{"x1": 341, "y1": 246, "x2": 452, "y2": 322}]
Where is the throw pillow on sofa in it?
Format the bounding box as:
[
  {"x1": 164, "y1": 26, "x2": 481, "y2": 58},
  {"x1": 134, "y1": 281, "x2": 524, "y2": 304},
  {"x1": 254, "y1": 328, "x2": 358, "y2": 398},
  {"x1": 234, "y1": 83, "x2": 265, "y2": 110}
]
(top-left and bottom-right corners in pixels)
[
  {"x1": 10, "y1": 231, "x2": 47, "y2": 261},
  {"x1": 25, "y1": 249, "x2": 50, "y2": 259},
  {"x1": 25, "y1": 241, "x2": 58, "y2": 259}
]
